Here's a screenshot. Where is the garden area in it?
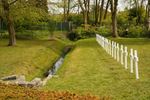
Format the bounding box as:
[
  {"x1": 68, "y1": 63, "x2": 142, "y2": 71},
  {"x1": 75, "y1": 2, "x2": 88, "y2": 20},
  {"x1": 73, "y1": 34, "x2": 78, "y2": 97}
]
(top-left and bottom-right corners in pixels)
[{"x1": 0, "y1": 0, "x2": 150, "y2": 100}]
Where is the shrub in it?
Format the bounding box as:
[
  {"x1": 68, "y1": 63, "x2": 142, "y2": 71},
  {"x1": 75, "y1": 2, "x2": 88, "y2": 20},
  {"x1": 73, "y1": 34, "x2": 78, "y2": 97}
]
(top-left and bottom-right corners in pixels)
[
  {"x1": 67, "y1": 26, "x2": 112, "y2": 40},
  {"x1": 96, "y1": 26, "x2": 111, "y2": 37},
  {"x1": 67, "y1": 31, "x2": 80, "y2": 41},
  {"x1": 67, "y1": 14, "x2": 83, "y2": 26},
  {"x1": 128, "y1": 25, "x2": 146, "y2": 38},
  {"x1": 77, "y1": 26, "x2": 97, "y2": 38}
]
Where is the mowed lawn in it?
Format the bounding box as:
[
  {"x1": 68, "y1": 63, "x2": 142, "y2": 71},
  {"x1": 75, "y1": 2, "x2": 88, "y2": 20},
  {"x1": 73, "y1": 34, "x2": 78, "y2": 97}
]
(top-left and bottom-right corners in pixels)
[
  {"x1": 44, "y1": 38, "x2": 150, "y2": 100},
  {"x1": 0, "y1": 39, "x2": 67, "y2": 80}
]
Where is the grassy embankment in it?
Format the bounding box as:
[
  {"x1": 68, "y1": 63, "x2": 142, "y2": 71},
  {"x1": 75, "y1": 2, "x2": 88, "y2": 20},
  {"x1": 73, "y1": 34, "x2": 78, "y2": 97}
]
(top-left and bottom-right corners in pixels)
[
  {"x1": 0, "y1": 31, "x2": 69, "y2": 81},
  {"x1": 44, "y1": 38, "x2": 150, "y2": 100}
]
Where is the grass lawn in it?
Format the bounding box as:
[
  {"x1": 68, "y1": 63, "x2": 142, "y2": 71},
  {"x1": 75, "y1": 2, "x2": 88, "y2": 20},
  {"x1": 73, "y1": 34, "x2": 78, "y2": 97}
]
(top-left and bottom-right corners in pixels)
[
  {"x1": 0, "y1": 39, "x2": 67, "y2": 80},
  {"x1": 43, "y1": 38, "x2": 150, "y2": 100}
]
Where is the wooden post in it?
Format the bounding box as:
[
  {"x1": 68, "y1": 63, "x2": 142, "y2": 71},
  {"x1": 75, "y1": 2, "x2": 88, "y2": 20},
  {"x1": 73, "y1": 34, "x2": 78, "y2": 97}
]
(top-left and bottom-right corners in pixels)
[
  {"x1": 124, "y1": 46, "x2": 128, "y2": 69},
  {"x1": 117, "y1": 43, "x2": 119, "y2": 62},
  {"x1": 130, "y1": 49, "x2": 134, "y2": 73},
  {"x1": 121, "y1": 45, "x2": 124, "y2": 65},
  {"x1": 134, "y1": 50, "x2": 139, "y2": 79}
]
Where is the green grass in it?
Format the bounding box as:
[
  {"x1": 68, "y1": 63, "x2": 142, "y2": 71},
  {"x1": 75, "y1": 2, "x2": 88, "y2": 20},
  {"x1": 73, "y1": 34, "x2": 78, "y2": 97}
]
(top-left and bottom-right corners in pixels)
[
  {"x1": 43, "y1": 38, "x2": 150, "y2": 100},
  {"x1": 0, "y1": 39, "x2": 67, "y2": 80}
]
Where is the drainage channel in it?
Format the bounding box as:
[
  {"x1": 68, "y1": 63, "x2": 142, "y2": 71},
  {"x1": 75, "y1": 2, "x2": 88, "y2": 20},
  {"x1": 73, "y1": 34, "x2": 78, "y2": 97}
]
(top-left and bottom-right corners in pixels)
[
  {"x1": 0, "y1": 45, "x2": 73, "y2": 87},
  {"x1": 43, "y1": 45, "x2": 73, "y2": 85}
]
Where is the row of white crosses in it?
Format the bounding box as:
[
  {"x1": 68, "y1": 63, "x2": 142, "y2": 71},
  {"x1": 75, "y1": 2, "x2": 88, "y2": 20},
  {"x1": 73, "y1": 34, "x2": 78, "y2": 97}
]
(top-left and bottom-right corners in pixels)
[{"x1": 96, "y1": 34, "x2": 139, "y2": 79}]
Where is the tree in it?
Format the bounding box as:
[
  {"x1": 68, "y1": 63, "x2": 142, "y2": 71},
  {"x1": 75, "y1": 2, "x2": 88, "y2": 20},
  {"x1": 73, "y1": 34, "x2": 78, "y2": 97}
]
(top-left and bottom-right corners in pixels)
[
  {"x1": 62, "y1": 0, "x2": 71, "y2": 21},
  {"x1": 94, "y1": 0, "x2": 100, "y2": 25},
  {"x1": 36, "y1": 0, "x2": 48, "y2": 13},
  {"x1": 94, "y1": 0, "x2": 109, "y2": 25},
  {"x1": 110, "y1": 0, "x2": 118, "y2": 37},
  {"x1": 99, "y1": 0, "x2": 104, "y2": 26},
  {"x1": 67, "y1": 0, "x2": 71, "y2": 21},
  {"x1": 103, "y1": 0, "x2": 110, "y2": 20},
  {"x1": 78, "y1": 0, "x2": 90, "y2": 28},
  {"x1": 1, "y1": 0, "x2": 18, "y2": 46},
  {"x1": 147, "y1": 0, "x2": 150, "y2": 32}
]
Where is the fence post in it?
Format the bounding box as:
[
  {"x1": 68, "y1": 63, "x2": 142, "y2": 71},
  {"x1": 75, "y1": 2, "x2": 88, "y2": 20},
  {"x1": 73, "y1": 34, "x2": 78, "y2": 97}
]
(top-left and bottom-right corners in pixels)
[
  {"x1": 124, "y1": 46, "x2": 128, "y2": 69},
  {"x1": 112, "y1": 41, "x2": 114, "y2": 57},
  {"x1": 109, "y1": 40, "x2": 112, "y2": 55},
  {"x1": 117, "y1": 43, "x2": 119, "y2": 62},
  {"x1": 134, "y1": 50, "x2": 139, "y2": 79},
  {"x1": 130, "y1": 49, "x2": 134, "y2": 73},
  {"x1": 104, "y1": 38, "x2": 106, "y2": 50},
  {"x1": 106, "y1": 39, "x2": 109, "y2": 53},
  {"x1": 114, "y1": 42, "x2": 117, "y2": 59},
  {"x1": 102, "y1": 37, "x2": 104, "y2": 48},
  {"x1": 121, "y1": 45, "x2": 124, "y2": 65}
]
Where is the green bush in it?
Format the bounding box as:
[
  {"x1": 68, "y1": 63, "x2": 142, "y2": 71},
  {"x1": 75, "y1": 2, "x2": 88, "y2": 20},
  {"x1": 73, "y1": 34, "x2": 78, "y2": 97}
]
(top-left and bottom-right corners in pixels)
[
  {"x1": 77, "y1": 27, "x2": 97, "y2": 38},
  {"x1": 67, "y1": 26, "x2": 112, "y2": 40},
  {"x1": 67, "y1": 31, "x2": 80, "y2": 41},
  {"x1": 67, "y1": 14, "x2": 83, "y2": 26},
  {"x1": 96, "y1": 26, "x2": 111, "y2": 37},
  {"x1": 128, "y1": 25, "x2": 146, "y2": 37}
]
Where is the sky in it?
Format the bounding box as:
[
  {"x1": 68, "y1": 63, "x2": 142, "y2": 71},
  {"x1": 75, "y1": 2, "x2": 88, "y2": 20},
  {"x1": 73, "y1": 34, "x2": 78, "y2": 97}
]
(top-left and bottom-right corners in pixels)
[{"x1": 48, "y1": 0, "x2": 128, "y2": 14}]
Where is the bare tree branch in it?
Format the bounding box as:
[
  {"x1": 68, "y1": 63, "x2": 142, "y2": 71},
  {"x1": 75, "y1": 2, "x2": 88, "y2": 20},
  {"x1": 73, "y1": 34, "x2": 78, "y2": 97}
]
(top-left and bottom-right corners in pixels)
[{"x1": 9, "y1": 0, "x2": 18, "y2": 5}]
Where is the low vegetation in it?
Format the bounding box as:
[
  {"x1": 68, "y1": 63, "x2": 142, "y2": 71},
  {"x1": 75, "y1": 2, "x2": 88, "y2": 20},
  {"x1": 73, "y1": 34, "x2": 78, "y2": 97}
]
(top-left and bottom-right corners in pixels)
[{"x1": 0, "y1": 83, "x2": 104, "y2": 100}]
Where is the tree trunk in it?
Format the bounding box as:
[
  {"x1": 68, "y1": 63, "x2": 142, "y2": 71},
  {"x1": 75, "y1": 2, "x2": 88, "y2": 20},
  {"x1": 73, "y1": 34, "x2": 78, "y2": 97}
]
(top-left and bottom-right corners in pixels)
[
  {"x1": 95, "y1": 0, "x2": 100, "y2": 25},
  {"x1": 95, "y1": 0, "x2": 98, "y2": 25},
  {"x1": 2, "y1": 0, "x2": 16, "y2": 46},
  {"x1": 67, "y1": 0, "x2": 71, "y2": 21},
  {"x1": 78, "y1": 0, "x2": 88, "y2": 29},
  {"x1": 110, "y1": 0, "x2": 118, "y2": 37},
  {"x1": 87, "y1": 0, "x2": 90, "y2": 24},
  {"x1": 112, "y1": 12, "x2": 118, "y2": 37},
  {"x1": 63, "y1": 0, "x2": 67, "y2": 22},
  {"x1": 103, "y1": 0, "x2": 110, "y2": 19},
  {"x1": 99, "y1": 0, "x2": 104, "y2": 26},
  {"x1": 84, "y1": 11, "x2": 88, "y2": 25},
  {"x1": 148, "y1": 0, "x2": 150, "y2": 32}
]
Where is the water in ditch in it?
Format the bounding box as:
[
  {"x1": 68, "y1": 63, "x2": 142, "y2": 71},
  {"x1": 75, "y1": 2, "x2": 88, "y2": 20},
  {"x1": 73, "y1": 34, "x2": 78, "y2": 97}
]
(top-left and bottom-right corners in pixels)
[{"x1": 46, "y1": 45, "x2": 73, "y2": 76}]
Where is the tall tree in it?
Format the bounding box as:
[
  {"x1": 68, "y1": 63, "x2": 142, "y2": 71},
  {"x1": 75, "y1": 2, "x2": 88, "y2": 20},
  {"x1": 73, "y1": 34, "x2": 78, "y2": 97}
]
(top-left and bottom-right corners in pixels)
[
  {"x1": 61, "y1": 0, "x2": 72, "y2": 21},
  {"x1": 67, "y1": 0, "x2": 71, "y2": 20},
  {"x1": 103, "y1": 0, "x2": 110, "y2": 19},
  {"x1": 99, "y1": 0, "x2": 104, "y2": 25},
  {"x1": 110, "y1": 0, "x2": 118, "y2": 37},
  {"x1": 63, "y1": 0, "x2": 67, "y2": 21},
  {"x1": 147, "y1": 0, "x2": 150, "y2": 32},
  {"x1": 78, "y1": 0, "x2": 89, "y2": 28},
  {"x1": 1, "y1": 0, "x2": 18, "y2": 46},
  {"x1": 95, "y1": 0, "x2": 100, "y2": 25}
]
